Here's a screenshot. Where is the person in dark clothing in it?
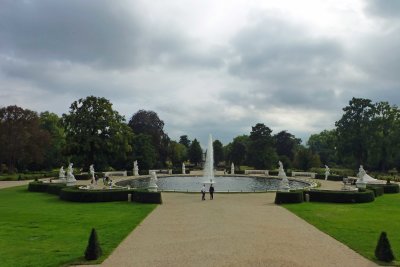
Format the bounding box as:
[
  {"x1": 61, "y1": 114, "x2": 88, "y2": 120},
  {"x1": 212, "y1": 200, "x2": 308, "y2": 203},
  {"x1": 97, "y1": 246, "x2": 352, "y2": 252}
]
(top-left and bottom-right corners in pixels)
[{"x1": 209, "y1": 184, "x2": 215, "y2": 200}]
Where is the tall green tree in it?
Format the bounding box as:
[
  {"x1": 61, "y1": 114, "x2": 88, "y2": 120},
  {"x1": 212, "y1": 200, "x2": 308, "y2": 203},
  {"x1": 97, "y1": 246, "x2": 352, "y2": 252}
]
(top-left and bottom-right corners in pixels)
[
  {"x1": 179, "y1": 135, "x2": 191, "y2": 148},
  {"x1": 0, "y1": 105, "x2": 50, "y2": 172},
  {"x1": 168, "y1": 141, "x2": 187, "y2": 167},
  {"x1": 247, "y1": 123, "x2": 278, "y2": 169},
  {"x1": 213, "y1": 139, "x2": 224, "y2": 167},
  {"x1": 62, "y1": 96, "x2": 133, "y2": 170},
  {"x1": 274, "y1": 130, "x2": 301, "y2": 161},
  {"x1": 132, "y1": 134, "x2": 157, "y2": 170},
  {"x1": 335, "y1": 97, "x2": 375, "y2": 168},
  {"x1": 188, "y1": 138, "x2": 203, "y2": 166},
  {"x1": 368, "y1": 102, "x2": 400, "y2": 171},
  {"x1": 307, "y1": 129, "x2": 338, "y2": 166},
  {"x1": 39, "y1": 112, "x2": 66, "y2": 169},
  {"x1": 294, "y1": 146, "x2": 321, "y2": 171},
  {"x1": 128, "y1": 110, "x2": 170, "y2": 167},
  {"x1": 226, "y1": 135, "x2": 249, "y2": 166}
]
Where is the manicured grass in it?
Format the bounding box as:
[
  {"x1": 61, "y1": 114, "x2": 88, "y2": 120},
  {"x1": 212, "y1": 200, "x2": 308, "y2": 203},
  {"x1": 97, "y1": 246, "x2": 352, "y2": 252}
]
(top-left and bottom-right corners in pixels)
[
  {"x1": 284, "y1": 194, "x2": 400, "y2": 265},
  {"x1": 0, "y1": 186, "x2": 157, "y2": 267}
]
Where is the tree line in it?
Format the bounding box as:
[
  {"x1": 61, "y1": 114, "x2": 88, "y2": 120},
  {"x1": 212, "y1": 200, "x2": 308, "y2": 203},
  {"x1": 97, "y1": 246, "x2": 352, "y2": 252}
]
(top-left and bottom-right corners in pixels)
[{"x1": 0, "y1": 96, "x2": 399, "y2": 173}]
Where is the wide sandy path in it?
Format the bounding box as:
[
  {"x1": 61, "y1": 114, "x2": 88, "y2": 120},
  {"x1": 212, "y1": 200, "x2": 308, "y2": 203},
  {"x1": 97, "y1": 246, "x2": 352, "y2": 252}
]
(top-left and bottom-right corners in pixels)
[{"x1": 100, "y1": 192, "x2": 376, "y2": 267}]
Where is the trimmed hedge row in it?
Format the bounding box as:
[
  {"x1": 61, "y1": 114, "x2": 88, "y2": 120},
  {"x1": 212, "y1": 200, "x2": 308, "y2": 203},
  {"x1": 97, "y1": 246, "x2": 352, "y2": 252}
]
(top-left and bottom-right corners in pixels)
[
  {"x1": 306, "y1": 190, "x2": 375, "y2": 203},
  {"x1": 131, "y1": 191, "x2": 163, "y2": 204},
  {"x1": 60, "y1": 187, "x2": 131, "y2": 202},
  {"x1": 367, "y1": 184, "x2": 400, "y2": 194},
  {"x1": 28, "y1": 182, "x2": 162, "y2": 204},
  {"x1": 59, "y1": 187, "x2": 162, "y2": 204},
  {"x1": 366, "y1": 185, "x2": 384, "y2": 197},
  {"x1": 275, "y1": 191, "x2": 304, "y2": 204},
  {"x1": 315, "y1": 174, "x2": 345, "y2": 181},
  {"x1": 28, "y1": 181, "x2": 67, "y2": 195}
]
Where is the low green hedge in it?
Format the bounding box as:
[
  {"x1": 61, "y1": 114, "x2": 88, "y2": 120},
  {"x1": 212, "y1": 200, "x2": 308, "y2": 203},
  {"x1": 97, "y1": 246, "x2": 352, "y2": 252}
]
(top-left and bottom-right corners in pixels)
[
  {"x1": 75, "y1": 174, "x2": 90, "y2": 180},
  {"x1": 131, "y1": 191, "x2": 163, "y2": 204},
  {"x1": 366, "y1": 185, "x2": 384, "y2": 197},
  {"x1": 315, "y1": 174, "x2": 345, "y2": 181},
  {"x1": 367, "y1": 184, "x2": 400, "y2": 194},
  {"x1": 28, "y1": 182, "x2": 67, "y2": 195},
  {"x1": 306, "y1": 190, "x2": 375, "y2": 203},
  {"x1": 28, "y1": 181, "x2": 48, "y2": 192},
  {"x1": 275, "y1": 191, "x2": 304, "y2": 204},
  {"x1": 59, "y1": 187, "x2": 162, "y2": 203}
]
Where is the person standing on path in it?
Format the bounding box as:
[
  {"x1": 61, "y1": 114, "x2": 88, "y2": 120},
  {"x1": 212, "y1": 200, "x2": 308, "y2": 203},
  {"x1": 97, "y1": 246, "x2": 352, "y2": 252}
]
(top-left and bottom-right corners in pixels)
[
  {"x1": 201, "y1": 184, "x2": 206, "y2": 200},
  {"x1": 209, "y1": 184, "x2": 214, "y2": 200}
]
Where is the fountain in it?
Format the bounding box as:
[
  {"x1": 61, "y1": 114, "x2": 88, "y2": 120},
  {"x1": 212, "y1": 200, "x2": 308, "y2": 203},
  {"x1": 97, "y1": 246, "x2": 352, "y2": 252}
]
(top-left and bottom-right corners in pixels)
[
  {"x1": 231, "y1": 162, "x2": 235, "y2": 175},
  {"x1": 278, "y1": 161, "x2": 290, "y2": 191},
  {"x1": 133, "y1": 160, "x2": 139, "y2": 176},
  {"x1": 203, "y1": 134, "x2": 215, "y2": 184},
  {"x1": 148, "y1": 171, "x2": 158, "y2": 192}
]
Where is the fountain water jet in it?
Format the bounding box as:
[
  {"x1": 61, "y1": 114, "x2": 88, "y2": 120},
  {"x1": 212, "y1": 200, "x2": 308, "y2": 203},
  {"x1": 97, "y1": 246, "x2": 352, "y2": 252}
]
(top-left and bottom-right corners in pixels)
[{"x1": 203, "y1": 134, "x2": 215, "y2": 184}]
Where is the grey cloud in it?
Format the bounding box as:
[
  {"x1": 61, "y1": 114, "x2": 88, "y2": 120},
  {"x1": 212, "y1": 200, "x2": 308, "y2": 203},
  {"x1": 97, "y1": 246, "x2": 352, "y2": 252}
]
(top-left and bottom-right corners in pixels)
[
  {"x1": 365, "y1": 0, "x2": 400, "y2": 18},
  {"x1": 0, "y1": 0, "x2": 222, "y2": 70},
  {"x1": 225, "y1": 16, "x2": 345, "y2": 110}
]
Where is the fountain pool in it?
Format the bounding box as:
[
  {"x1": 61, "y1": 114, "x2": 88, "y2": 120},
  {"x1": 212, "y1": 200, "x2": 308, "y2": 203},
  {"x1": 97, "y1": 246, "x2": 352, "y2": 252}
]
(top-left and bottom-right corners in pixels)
[{"x1": 116, "y1": 175, "x2": 312, "y2": 192}]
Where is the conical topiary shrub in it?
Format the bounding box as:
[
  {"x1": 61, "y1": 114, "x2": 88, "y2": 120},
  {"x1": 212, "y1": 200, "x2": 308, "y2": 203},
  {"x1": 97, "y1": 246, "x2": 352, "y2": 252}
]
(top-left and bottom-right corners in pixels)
[
  {"x1": 85, "y1": 228, "x2": 102, "y2": 260},
  {"x1": 375, "y1": 231, "x2": 395, "y2": 262}
]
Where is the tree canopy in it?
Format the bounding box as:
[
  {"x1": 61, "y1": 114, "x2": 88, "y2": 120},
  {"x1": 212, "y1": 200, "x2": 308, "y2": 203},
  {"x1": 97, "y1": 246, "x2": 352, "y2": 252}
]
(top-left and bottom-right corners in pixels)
[{"x1": 62, "y1": 96, "x2": 132, "y2": 170}]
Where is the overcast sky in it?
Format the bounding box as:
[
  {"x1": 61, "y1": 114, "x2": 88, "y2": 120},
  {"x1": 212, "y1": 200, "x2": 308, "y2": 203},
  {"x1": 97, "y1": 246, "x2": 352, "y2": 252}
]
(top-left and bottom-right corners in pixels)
[{"x1": 1, "y1": 0, "x2": 400, "y2": 146}]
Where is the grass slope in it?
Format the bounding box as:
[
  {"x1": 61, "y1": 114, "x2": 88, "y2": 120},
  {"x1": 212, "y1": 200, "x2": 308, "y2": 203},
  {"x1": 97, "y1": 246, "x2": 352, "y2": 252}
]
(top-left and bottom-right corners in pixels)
[
  {"x1": 0, "y1": 186, "x2": 157, "y2": 267},
  {"x1": 284, "y1": 194, "x2": 400, "y2": 265}
]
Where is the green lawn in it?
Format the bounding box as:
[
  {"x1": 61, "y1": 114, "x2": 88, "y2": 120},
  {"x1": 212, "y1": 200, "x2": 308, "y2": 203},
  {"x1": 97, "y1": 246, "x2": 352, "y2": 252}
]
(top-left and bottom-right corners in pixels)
[
  {"x1": 284, "y1": 194, "x2": 400, "y2": 265},
  {"x1": 0, "y1": 186, "x2": 157, "y2": 267}
]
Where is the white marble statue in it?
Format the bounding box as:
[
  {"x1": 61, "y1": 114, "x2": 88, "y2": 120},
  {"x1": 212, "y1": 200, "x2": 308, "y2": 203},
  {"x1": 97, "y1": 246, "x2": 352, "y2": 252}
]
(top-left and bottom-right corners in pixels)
[
  {"x1": 133, "y1": 160, "x2": 139, "y2": 176},
  {"x1": 66, "y1": 163, "x2": 76, "y2": 183},
  {"x1": 231, "y1": 162, "x2": 235, "y2": 175},
  {"x1": 148, "y1": 171, "x2": 158, "y2": 192},
  {"x1": 90, "y1": 164, "x2": 95, "y2": 184},
  {"x1": 358, "y1": 165, "x2": 366, "y2": 180},
  {"x1": 325, "y1": 165, "x2": 330, "y2": 180},
  {"x1": 59, "y1": 166, "x2": 66, "y2": 180},
  {"x1": 278, "y1": 161, "x2": 290, "y2": 191},
  {"x1": 182, "y1": 162, "x2": 186, "y2": 174}
]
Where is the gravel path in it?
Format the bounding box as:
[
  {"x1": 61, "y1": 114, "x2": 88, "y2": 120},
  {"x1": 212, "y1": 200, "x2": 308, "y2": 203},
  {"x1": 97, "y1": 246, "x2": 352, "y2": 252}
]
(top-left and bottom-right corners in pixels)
[{"x1": 99, "y1": 190, "x2": 376, "y2": 267}]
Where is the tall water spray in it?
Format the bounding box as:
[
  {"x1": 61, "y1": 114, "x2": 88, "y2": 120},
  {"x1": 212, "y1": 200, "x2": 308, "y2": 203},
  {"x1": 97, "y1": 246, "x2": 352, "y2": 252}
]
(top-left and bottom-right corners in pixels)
[{"x1": 203, "y1": 134, "x2": 215, "y2": 183}]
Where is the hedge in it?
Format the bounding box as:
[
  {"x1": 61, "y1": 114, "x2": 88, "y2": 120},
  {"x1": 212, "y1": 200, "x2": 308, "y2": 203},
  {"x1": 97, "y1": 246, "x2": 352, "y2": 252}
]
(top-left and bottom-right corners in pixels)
[
  {"x1": 315, "y1": 174, "x2": 345, "y2": 181},
  {"x1": 59, "y1": 187, "x2": 162, "y2": 203},
  {"x1": 366, "y1": 185, "x2": 384, "y2": 197},
  {"x1": 275, "y1": 191, "x2": 304, "y2": 204},
  {"x1": 367, "y1": 184, "x2": 400, "y2": 194},
  {"x1": 28, "y1": 182, "x2": 67, "y2": 195},
  {"x1": 131, "y1": 190, "x2": 163, "y2": 204},
  {"x1": 306, "y1": 190, "x2": 375, "y2": 203}
]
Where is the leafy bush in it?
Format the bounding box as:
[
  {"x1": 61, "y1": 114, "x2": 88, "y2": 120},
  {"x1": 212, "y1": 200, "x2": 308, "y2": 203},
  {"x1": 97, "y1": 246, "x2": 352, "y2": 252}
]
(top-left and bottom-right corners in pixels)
[
  {"x1": 306, "y1": 190, "x2": 375, "y2": 203},
  {"x1": 85, "y1": 228, "x2": 102, "y2": 260},
  {"x1": 375, "y1": 232, "x2": 395, "y2": 262},
  {"x1": 275, "y1": 191, "x2": 304, "y2": 204}
]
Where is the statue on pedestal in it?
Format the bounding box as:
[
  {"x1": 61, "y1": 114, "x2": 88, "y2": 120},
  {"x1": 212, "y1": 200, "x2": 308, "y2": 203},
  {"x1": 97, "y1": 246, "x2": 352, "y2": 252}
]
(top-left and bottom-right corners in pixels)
[
  {"x1": 90, "y1": 164, "x2": 95, "y2": 184},
  {"x1": 59, "y1": 166, "x2": 66, "y2": 180},
  {"x1": 325, "y1": 165, "x2": 330, "y2": 180}
]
